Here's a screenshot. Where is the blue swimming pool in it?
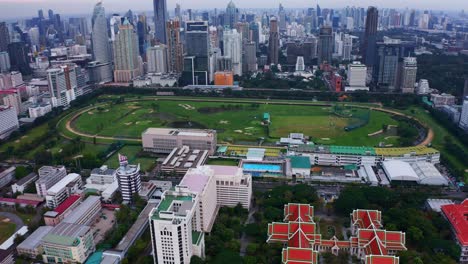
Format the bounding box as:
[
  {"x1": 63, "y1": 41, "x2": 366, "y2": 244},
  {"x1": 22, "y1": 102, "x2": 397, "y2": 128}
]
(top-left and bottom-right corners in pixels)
[{"x1": 242, "y1": 163, "x2": 282, "y2": 172}]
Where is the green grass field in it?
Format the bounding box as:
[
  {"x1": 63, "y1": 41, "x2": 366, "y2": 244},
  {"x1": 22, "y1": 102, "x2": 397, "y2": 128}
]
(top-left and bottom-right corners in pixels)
[
  {"x1": 105, "y1": 145, "x2": 155, "y2": 172},
  {"x1": 72, "y1": 100, "x2": 399, "y2": 146},
  {"x1": 0, "y1": 217, "x2": 16, "y2": 244}
]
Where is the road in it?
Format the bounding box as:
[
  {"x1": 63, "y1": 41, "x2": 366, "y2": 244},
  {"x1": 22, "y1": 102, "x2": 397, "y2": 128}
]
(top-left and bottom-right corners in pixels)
[{"x1": 0, "y1": 212, "x2": 25, "y2": 231}]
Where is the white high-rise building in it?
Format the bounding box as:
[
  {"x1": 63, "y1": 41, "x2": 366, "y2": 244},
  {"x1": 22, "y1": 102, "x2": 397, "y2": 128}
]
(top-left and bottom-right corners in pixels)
[
  {"x1": 333, "y1": 32, "x2": 343, "y2": 57},
  {"x1": 28, "y1": 27, "x2": 40, "y2": 48},
  {"x1": 400, "y1": 57, "x2": 417, "y2": 93},
  {"x1": 342, "y1": 34, "x2": 352, "y2": 61},
  {"x1": 223, "y1": 29, "x2": 242, "y2": 76},
  {"x1": 113, "y1": 19, "x2": 141, "y2": 83},
  {"x1": 0, "y1": 106, "x2": 19, "y2": 140},
  {"x1": 149, "y1": 186, "x2": 205, "y2": 264},
  {"x1": 91, "y1": 2, "x2": 112, "y2": 64},
  {"x1": 417, "y1": 79, "x2": 430, "y2": 94},
  {"x1": 459, "y1": 97, "x2": 468, "y2": 130},
  {"x1": 346, "y1": 17, "x2": 354, "y2": 31},
  {"x1": 147, "y1": 45, "x2": 168, "y2": 74},
  {"x1": 346, "y1": 62, "x2": 368, "y2": 91},
  {"x1": 47, "y1": 65, "x2": 77, "y2": 107},
  {"x1": 116, "y1": 154, "x2": 141, "y2": 202},
  {"x1": 295, "y1": 56, "x2": 305, "y2": 72}
]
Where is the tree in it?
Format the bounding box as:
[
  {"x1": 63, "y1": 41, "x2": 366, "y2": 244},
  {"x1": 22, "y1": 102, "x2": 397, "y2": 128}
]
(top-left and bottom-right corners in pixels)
[{"x1": 190, "y1": 256, "x2": 204, "y2": 264}]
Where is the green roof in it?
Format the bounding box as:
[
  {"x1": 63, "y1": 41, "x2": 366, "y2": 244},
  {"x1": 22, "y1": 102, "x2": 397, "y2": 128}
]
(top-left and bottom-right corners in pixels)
[
  {"x1": 85, "y1": 252, "x2": 103, "y2": 264},
  {"x1": 192, "y1": 231, "x2": 203, "y2": 245},
  {"x1": 287, "y1": 156, "x2": 311, "y2": 169},
  {"x1": 152, "y1": 194, "x2": 193, "y2": 220},
  {"x1": 43, "y1": 234, "x2": 79, "y2": 246},
  {"x1": 329, "y1": 145, "x2": 376, "y2": 155},
  {"x1": 263, "y1": 112, "x2": 270, "y2": 119}
]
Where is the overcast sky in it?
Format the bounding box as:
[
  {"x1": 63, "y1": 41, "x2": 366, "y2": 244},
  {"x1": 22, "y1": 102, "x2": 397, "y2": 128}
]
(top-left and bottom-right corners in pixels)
[{"x1": 0, "y1": 0, "x2": 466, "y2": 19}]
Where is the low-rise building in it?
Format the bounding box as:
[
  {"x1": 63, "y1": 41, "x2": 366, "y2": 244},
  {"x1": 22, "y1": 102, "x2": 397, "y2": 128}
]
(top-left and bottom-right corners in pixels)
[
  {"x1": 142, "y1": 128, "x2": 217, "y2": 154},
  {"x1": 431, "y1": 93, "x2": 456, "y2": 108},
  {"x1": 161, "y1": 146, "x2": 209, "y2": 175},
  {"x1": 45, "y1": 173, "x2": 83, "y2": 208},
  {"x1": 441, "y1": 199, "x2": 468, "y2": 264},
  {"x1": 44, "y1": 195, "x2": 82, "y2": 226},
  {"x1": 287, "y1": 156, "x2": 311, "y2": 179},
  {"x1": 11, "y1": 172, "x2": 38, "y2": 194},
  {"x1": 0, "y1": 106, "x2": 19, "y2": 140},
  {"x1": 17, "y1": 226, "x2": 54, "y2": 258},
  {"x1": 36, "y1": 166, "x2": 67, "y2": 197},
  {"x1": 62, "y1": 196, "x2": 101, "y2": 226},
  {"x1": 28, "y1": 103, "x2": 52, "y2": 119},
  {"x1": 41, "y1": 222, "x2": 95, "y2": 264}
]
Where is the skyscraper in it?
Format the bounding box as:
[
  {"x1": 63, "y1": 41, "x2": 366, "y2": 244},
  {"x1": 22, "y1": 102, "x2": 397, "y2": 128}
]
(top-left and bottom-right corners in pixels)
[
  {"x1": 225, "y1": 1, "x2": 239, "y2": 29},
  {"x1": 268, "y1": 17, "x2": 279, "y2": 65},
  {"x1": 8, "y1": 42, "x2": 32, "y2": 75},
  {"x1": 113, "y1": 19, "x2": 141, "y2": 83},
  {"x1": 182, "y1": 21, "x2": 210, "y2": 85},
  {"x1": 91, "y1": 2, "x2": 111, "y2": 64},
  {"x1": 363, "y1": 6, "x2": 378, "y2": 68},
  {"x1": 147, "y1": 45, "x2": 168, "y2": 74},
  {"x1": 137, "y1": 14, "x2": 148, "y2": 56},
  {"x1": 0, "y1": 22, "x2": 10, "y2": 52},
  {"x1": 317, "y1": 26, "x2": 333, "y2": 64},
  {"x1": 175, "y1": 4, "x2": 181, "y2": 22},
  {"x1": 343, "y1": 34, "x2": 353, "y2": 61},
  {"x1": 223, "y1": 29, "x2": 242, "y2": 76},
  {"x1": 166, "y1": 20, "x2": 183, "y2": 73},
  {"x1": 116, "y1": 154, "x2": 141, "y2": 203},
  {"x1": 243, "y1": 41, "x2": 257, "y2": 73},
  {"x1": 399, "y1": 57, "x2": 417, "y2": 93},
  {"x1": 153, "y1": 0, "x2": 168, "y2": 44}
]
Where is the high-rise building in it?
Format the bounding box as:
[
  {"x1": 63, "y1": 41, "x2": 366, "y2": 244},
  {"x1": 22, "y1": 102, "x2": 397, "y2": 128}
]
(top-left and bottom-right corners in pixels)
[
  {"x1": 137, "y1": 14, "x2": 148, "y2": 56},
  {"x1": 8, "y1": 42, "x2": 31, "y2": 75},
  {"x1": 399, "y1": 57, "x2": 417, "y2": 93},
  {"x1": 243, "y1": 41, "x2": 257, "y2": 73},
  {"x1": 3, "y1": 93, "x2": 21, "y2": 115},
  {"x1": 149, "y1": 186, "x2": 205, "y2": 264},
  {"x1": 347, "y1": 62, "x2": 368, "y2": 90},
  {"x1": 166, "y1": 20, "x2": 183, "y2": 73},
  {"x1": 459, "y1": 97, "x2": 468, "y2": 130},
  {"x1": 91, "y1": 2, "x2": 111, "y2": 64},
  {"x1": 343, "y1": 34, "x2": 353, "y2": 61},
  {"x1": 363, "y1": 6, "x2": 378, "y2": 68},
  {"x1": 417, "y1": 79, "x2": 430, "y2": 94},
  {"x1": 0, "y1": 22, "x2": 10, "y2": 52},
  {"x1": 182, "y1": 21, "x2": 210, "y2": 85},
  {"x1": 223, "y1": 29, "x2": 242, "y2": 76},
  {"x1": 46, "y1": 64, "x2": 78, "y2": 107},
  {"x1": 317, "y1": 26, "x2": 333, "y2": 64},
  {"x1": 116, "y1": 154, "x2": 141, "y2": 202},
  {"x1": 268, "y1": 17, "x2": 279, "y2": 65},
  {"x1": 175, "y1": 4, "x2": 181, "y2": 22},
  {"x1": 153, "y1": 0, "x2": 168, "y2": 44},
  {"x1": 225, "y1": 1, "x2": 239, "y2": 29},
  {"x1": 147, "y1": 45, "x2": 168, "y2": 74},
  {"x1": 113, "y1": 19, "x2": 141, "y2": 83},
  {"x1": 0, "y1": 52, "x2": 10, "y2": 72},
  {"x1": 0, "y1": 106, "x2": 19, "y2": 140}
]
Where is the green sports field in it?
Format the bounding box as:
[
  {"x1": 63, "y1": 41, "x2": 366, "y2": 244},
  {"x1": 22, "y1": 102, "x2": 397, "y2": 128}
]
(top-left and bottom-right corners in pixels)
[{"x1": 71, "y1": 100, "x2": 400, "y2": 146}]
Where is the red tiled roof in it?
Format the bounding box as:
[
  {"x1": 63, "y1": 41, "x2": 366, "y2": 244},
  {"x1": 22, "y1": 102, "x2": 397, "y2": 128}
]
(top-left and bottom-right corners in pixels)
[
  {"x1": 441, "y1": 199, "x2": 468, "y2": 246},
  {"x1": 282, "y1": 248, "x2": 318, "y2": 264},
  {"x1": 53, "y1": 195, "x2": 81, "y2": 215},
  {"x1": 365, "y1": 255, "x2": 399, "y2": 264},
  {"x1": 0, "y1": 197, "x2": 41, "y2": 206},
  {"x1": 284, "y1": 203, "x2": 314, "y2": 222}
]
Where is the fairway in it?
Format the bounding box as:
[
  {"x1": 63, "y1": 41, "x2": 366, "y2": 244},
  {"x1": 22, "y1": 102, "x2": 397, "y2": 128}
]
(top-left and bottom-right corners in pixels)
[{"x1": 70, "y1": 99, "x2": 400, "y2": 146}]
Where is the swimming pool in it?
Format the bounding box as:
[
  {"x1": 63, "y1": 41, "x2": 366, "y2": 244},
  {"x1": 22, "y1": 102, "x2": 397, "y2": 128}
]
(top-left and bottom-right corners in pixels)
[{"x1": 242, "y1": 163, "x2": 282, "y2": 172}]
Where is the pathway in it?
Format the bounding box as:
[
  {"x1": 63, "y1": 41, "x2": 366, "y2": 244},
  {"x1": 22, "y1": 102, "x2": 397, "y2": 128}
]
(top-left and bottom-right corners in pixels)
[
  {"x1": 239, "y1": 203, "x2": 258, "y2": 257},
  {"x1": 0, "y1": 212, "x2": 25, "y2": 231}
]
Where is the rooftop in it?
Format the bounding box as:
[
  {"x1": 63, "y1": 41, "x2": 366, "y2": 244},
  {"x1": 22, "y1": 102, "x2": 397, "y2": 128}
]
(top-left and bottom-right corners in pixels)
[
  {"x1": 330, "y1": 145, "x2": 376, "y2": 156},
  {"x1": 17, "y1": 226, "x2": 53, "y2": 250},
  {"x1": 47, "y1": 173, "x2": 80, "y2": 194},
  {"x1": 143, "y1": 128, "x2": 215, "y2": 137},
  {"x1": 42, "y1": 222, "x2": 90, "y2": 246},
  {"x1": 287, "y1": 156, "x2": 311, "y2": 169},
  {"x1": 441, "y1": 199, "x2": 468, "y2": 246},
  {"x1": 14, "y1": 172, "x2": 38, "y2": 186},
  {"x1": 374, "y1": 146, "x2": 439, "y2": 156},
  {"x1": 53, "y1": 195, "x2": 81, "y2": 215},
  {"x1": 151, "y1": 191, "x2": 195, "y2": 221},
  {"x1": 63, "y1": 196, "x2": 100, "y2": 224}
]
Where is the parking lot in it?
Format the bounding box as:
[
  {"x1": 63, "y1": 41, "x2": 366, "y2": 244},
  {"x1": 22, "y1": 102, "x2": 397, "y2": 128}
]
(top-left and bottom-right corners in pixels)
[{"x1": 91, "y1": 209, "x2": 116, "y2": 244}]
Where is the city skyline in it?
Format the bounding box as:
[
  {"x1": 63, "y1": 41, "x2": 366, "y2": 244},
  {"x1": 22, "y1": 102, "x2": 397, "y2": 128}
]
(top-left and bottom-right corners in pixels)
[{"x1": 0, "y1": 0, "x2": 467, "y2": 19}]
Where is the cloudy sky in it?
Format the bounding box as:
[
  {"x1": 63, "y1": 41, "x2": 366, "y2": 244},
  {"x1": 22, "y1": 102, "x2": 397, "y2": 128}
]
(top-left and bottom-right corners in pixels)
[{"x1": 0, "y1": 0, "x2": 466, "y2": 19}]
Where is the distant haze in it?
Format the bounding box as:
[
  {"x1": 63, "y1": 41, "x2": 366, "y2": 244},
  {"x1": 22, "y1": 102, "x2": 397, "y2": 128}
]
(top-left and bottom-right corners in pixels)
[{"x1": 0, "y1": 0, "x2": 466, "y2": 19}]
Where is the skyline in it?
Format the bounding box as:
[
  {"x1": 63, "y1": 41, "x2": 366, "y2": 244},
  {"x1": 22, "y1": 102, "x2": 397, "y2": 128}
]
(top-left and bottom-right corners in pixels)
[{"x1": 0, "y1": 0, "x2": 467, "y2": 20}]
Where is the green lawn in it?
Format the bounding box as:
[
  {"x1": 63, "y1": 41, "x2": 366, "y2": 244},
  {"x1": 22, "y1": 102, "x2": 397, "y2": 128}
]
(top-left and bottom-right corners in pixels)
[
  {"x1": 104, "y1": 145, "x2": 155, "y2": 172},
  {"x1": 403, "y1": 107, "x2": 468, "y2": 181},
  {"x1": 206, "y1": 158, "x2": 240, "y2": 166},
  {"x1": 72, "y1": 100, "x2": 400, "y2": 146},
  {"x1": 0, "y1": 217, "x2": 16, "y2": 244}
]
